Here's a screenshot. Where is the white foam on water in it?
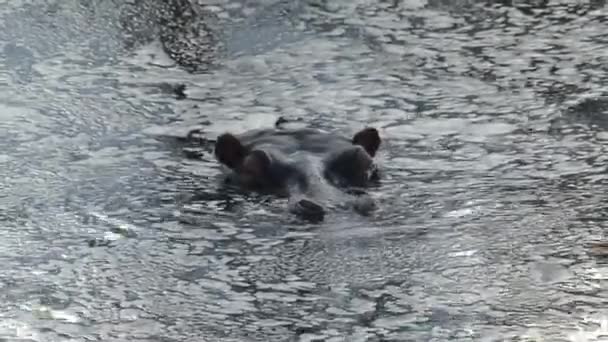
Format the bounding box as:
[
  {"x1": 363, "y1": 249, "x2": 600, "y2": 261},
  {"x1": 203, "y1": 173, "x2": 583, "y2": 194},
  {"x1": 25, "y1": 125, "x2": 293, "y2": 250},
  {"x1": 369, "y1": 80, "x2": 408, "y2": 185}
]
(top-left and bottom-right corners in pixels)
[
  {"x1": 89, "y1": 211, "x2": 138, "y2": 234},
  {"x1": 444, "y1": 199, "x2": 487, "y2": 218},
  {"x1": 0, "y1": 319, "x2": 39, "y2": 340},
  {"x1": 567, "y1": 316, "x2": 608, "y2": 342}
]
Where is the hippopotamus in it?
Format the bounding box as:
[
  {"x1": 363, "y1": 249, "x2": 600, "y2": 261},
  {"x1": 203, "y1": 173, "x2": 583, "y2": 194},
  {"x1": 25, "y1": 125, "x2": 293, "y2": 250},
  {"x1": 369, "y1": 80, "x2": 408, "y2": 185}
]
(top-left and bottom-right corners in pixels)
[{"x1": 212, "y1": 119, "x2": 381, "y2": 221}]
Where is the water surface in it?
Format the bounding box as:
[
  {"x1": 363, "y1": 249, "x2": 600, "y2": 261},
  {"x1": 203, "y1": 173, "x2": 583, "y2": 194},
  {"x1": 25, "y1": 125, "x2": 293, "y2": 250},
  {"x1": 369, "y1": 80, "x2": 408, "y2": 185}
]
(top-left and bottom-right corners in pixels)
[{"x1": 0, "y1": 0, "x2": 607, "y2": 341}]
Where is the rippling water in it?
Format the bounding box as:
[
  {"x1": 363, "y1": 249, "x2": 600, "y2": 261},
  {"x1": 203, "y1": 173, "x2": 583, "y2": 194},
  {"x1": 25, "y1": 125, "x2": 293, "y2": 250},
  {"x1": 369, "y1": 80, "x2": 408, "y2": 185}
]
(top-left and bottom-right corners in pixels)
[{"x1": 1, "y1": 0, "x2": 607, "y2": 341}]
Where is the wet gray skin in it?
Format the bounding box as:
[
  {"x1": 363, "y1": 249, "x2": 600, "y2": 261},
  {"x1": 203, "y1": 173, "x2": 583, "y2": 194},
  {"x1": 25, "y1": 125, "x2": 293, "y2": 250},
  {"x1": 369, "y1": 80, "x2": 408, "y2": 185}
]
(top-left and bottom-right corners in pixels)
[
  {"x1": 2, "y1": 0, "x2": 608, "y2": 341},
  {"x1": 211, "y1": 123, "x2": 381, "y2": 221}
]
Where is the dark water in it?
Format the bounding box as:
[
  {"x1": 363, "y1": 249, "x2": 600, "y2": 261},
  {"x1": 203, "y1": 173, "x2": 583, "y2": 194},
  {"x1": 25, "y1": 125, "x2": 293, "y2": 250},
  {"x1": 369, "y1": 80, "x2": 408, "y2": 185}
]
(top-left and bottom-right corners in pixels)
[{"x1": 1, "y1": 0, "x2": 607, "y2": 341}]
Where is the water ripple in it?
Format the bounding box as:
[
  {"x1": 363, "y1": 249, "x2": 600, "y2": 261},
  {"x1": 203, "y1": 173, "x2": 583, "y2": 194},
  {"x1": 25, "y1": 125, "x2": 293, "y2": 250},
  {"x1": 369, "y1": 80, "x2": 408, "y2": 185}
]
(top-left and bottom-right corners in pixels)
[{"x1": 0, "y1": 0, "x2": 607, "y2": 341}]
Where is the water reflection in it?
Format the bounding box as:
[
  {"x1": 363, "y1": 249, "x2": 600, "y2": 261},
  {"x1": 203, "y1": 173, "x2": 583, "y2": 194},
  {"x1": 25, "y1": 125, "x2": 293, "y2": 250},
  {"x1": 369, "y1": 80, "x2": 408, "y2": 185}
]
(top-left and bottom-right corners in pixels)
[{"x1": 0, "y1": 0, "x2": 607, "y2": 341}]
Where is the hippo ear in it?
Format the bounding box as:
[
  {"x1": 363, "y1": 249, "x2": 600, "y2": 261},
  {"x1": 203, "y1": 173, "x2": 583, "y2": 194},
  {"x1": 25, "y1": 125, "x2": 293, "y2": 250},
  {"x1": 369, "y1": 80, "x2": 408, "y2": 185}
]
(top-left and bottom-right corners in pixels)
[
  {"x1": 352, "y1": 127, "x2": 381, "y2": 157},
  {"x1": 215, "y1": 133, "x2": 247, "y2": 169}
]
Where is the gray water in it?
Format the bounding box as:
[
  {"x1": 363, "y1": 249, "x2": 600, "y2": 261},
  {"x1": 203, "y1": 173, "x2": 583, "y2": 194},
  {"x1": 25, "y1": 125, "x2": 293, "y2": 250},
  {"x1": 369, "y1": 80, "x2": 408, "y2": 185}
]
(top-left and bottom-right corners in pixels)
[{"x1": 1, "y1": 0, "x2": 607, "y2": 341}]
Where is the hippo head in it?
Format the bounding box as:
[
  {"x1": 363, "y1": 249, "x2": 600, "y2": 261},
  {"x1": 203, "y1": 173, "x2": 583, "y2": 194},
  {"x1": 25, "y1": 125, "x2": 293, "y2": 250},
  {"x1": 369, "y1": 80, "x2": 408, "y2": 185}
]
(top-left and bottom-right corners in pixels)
[{"x1": 214, "y1": 127, "x2": 381, "y2": 221}]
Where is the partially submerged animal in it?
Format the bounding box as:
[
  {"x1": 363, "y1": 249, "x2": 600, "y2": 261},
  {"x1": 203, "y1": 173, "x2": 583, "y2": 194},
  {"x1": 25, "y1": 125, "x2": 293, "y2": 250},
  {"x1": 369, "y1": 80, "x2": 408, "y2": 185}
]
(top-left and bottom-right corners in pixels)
[{"x1": 212, "y1": 119, "x2": 381, "y2": 221}]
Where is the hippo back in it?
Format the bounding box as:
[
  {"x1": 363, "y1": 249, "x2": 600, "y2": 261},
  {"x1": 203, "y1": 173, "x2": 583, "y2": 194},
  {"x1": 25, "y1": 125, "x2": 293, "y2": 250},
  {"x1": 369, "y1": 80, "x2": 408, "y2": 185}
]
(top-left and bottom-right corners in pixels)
[{"x1": 235, "y1": 128, "x2": 353, "y2": 157}]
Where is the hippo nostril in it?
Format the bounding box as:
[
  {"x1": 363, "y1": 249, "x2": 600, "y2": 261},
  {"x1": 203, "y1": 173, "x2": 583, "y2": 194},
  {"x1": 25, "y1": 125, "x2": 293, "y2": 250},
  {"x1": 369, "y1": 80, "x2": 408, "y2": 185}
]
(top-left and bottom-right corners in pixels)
[{"x1": 289, "y1": 198, "x2": 326, "y2": 222}]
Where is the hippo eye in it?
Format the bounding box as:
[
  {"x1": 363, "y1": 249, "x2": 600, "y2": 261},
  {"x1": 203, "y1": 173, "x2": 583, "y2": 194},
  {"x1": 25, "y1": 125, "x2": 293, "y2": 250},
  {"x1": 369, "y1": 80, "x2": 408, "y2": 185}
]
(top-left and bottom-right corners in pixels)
[
  {"x1": 324, "y1": 146, "x2": 374, "y2": 187},
  {"x1": 242, "y1": 150, "x2": 271, "y2": 175}
]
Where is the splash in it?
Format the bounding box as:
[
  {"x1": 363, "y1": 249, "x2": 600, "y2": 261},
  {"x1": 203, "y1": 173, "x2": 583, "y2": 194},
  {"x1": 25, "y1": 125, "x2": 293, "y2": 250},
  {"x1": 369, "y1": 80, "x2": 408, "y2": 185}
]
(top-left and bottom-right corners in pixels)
[{"x1": 567, "y1": 316, "x2": 608, "y2": 342}]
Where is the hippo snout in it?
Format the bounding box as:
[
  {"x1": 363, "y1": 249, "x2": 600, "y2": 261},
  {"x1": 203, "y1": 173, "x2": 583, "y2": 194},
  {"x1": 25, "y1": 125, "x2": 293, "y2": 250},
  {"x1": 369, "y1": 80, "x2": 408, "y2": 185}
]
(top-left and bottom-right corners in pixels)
[
  {"x1": 288, "y1": 197, "x2": 326, "y2": 222},
  {"x1": 287, "y1": 190, "x2": 377, "y2": 222}
]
